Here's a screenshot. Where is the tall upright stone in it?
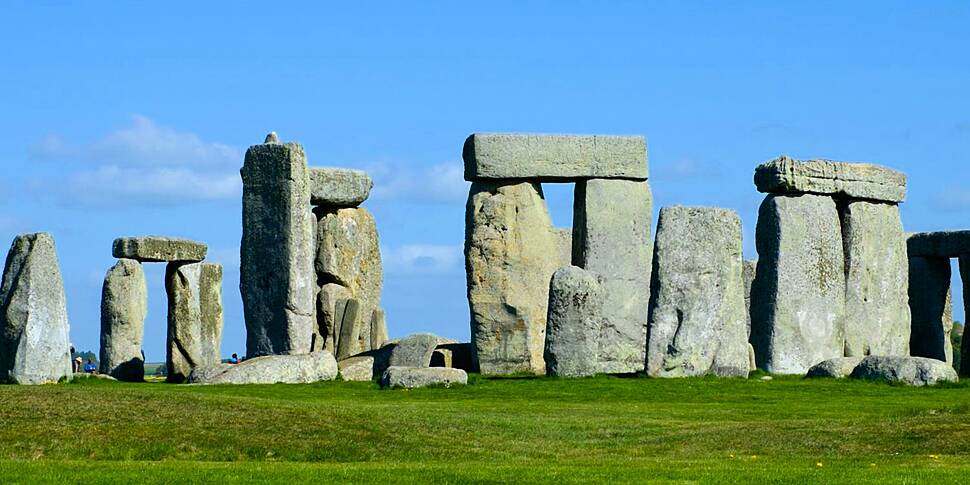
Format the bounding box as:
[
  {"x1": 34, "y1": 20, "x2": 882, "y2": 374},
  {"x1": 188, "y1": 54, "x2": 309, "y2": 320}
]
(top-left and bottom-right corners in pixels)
[
  {"x1": 742, "y1": 260, "x2": 758, "y2": 338},
  {"x1": 465, "y1": 181, "x2": 559, "y2": 374},
  {"x1": 166, "y1": 262, "x2": 224, "y2": 382},
  {"x1": 908, "y1": 256, "x2": 952, "y2": 364},
  {"x1": 99, "y1": 259, "x2": 148, "y2": 381},
  {"x1": 842, "y1": 201, "x2": 910, "y2": 356},
  {"x1": 646, "y1": 207, "x2": 749, "y2": 377},
  {"x1": 0, "y1": 233, "x2": 72, "y2": 384},
  {"x1": 573, "y1": 178, "x2": 652, "y2": 374},
  {"x1": 335, "y1": 298, "x2": 362, "y2": 360},
  {"x1": 315, "y1": 207, "x2": 382, "y2": 351},
  {"x1": 960, "y1": 256, "x2": 970, "y2": 377},
  {"x1": 751, "y1": 194, "x2": 845, "y2": 374},
  {"x1": 240, "y1": 136, "x2": 314, "y2": 357},
  {"x1": 544, "y1": 266, "x2": 603, "y2": 378},
  {"x1": 314, "y1": 283, "x2": 350, "y2": 353}
]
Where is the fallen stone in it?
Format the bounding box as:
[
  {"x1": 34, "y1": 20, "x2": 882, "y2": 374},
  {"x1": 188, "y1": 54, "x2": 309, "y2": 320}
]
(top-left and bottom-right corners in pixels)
[
  {"x1": 646, "y1": 207, "x2": 749, "y2": 378},
  {"x1": 849, "y1": 355, "x2": 958, "y2": 386},
  {"x1": 0, "y1": 233, "x2": 72, "y2": 384},
  {"x1": 309, "y1": 167, "x2": 373, "y2": 207},
  {"x1": 188, "y1": 351, "x2": 338, "y2": 384},
  {"x1": 72, "y1": 372, "x2": 117, "y2": 381},
  {"x1": 806, "y1": 357, "x2": 864, "y2": 378},
  {"x1": 544, "y1": 266, "x2": 602, "y2": 378},
  {"x1": 335, "y1": 299, "x2": 362, "y2": 360},
  {"x1": 241, "y1": 140, "x2": 315, "y2": 356},
  {"x1": 908, "y1": 257, "x2": 953, "y2": 364},
  {"x1": 315, "y1": 207, "x2": 382, "y2": 351},
  {"x1": 165, "y1": 262, "x2": 224, "y2": 383},
  {"x1": 112, "y1": 236, "x2": 207, "y2": 263},
  {"x1": 573, "y1": 178, "x2": 652, "y2": 374},
  {"x1": 388, "y1": 333, "x2": 443, "y2": 367},
  {"x1": 842, "y1": 201, "x2": 910, "y2": 357},
  {"x1": 380, "y1": 366, "x2": 468, "y2": 389},
  {"x1": 754, "y1": 155, "x2": 906, "y2": 203},
  {"x1": 907, "y1": 230, "x2": 970, "y2": 258},
  {"x1": 99, "y1": 259, "x2": 147, "y2": 382},
  {"x1": 750, "y1": 194, "x2": 845, "y2": 374},
  {"x1": 314, "y1": 283, "x2": 351, "y2": 353},
  {"x1": 370, "y1": 308, "x2": 388, "y2": 350},
  {"x1": 466, "y1": 181, "x2": 559, "y2": 375},
  {"x1": 742, "y1": 260, "x2": 757, "y2": 339},
  {"x1": 338, "y1": 355, "x2": 377, "y2": 381},
  {"x1": 463, "y1": 133, "x2": 648, "y2": 181}
]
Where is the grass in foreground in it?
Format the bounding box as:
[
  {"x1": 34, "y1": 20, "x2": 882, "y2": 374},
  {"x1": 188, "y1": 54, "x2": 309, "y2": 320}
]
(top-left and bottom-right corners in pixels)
[{"x1": 1, "y1": 374, "x2": 969, "y2": 483}]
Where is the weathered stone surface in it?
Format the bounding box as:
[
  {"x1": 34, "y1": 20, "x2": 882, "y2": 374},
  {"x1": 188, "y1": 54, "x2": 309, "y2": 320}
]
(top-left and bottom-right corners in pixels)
[
  {"x1": 99, "y1": 259, "x2": 147, "y2": 381},
  {"x1": 552, "y1": 228, "x2": 572, "y2": 267},
  {"x1": 338, "y1": 355, "x2": 377, "y2": 381},
  {"x1": 188, "y1": 351, "x2": 338, "y2": 384},
  {"x1": 751, "y1": 194, "x2": 845, "y2": 374},
  {"x1": 112, "y1": 236, "x2": 207, "y2": 263},
  {"x1": 432, "y1": 343, "x2": 473, "y2": 371},
  {"x1": 165, "y1": 262, "x2": 224, "y2": 383},
  {"x1": 370, "y1": 308, "x2": 388, "y2": 350},
  {"x1": 309, "y1": 167, "x2": 373, "y2": 207},
  {"x1": 335, "y1": 299, "x2": 362, "y2": 360},
  {"x1": 314, "y1": 283, "x2": 350, "y2": 353},
  {"x1": 241, "y1": 141, "x2": 315, "y2": 357},
  {"x1": 380, "y1": 366, "x2": 468, "y2": 389},
  {"x1": 647, "y1": 207, "x2": 749, "y2": 378},
  {"x1": 908, "y1": 257, "x2": 953, "y2": 364},
  {"x1": 0, "y1": 233, "x2": 72, "y2": 384},
  {"x1": 849, "y1": 355, "x2": 958, "y2": 386},
  {"x1": 544, "y1": 266, "x2": 603, "y2": 377},
  {"x1": 315, "y1": 207, "x2": 382, "y2": 351},
  {"x1": 960, "y1": 256, "x2": 970, "y2": 377},
  {"x1": 466, "y1": 181, "x2": 559, "y2": 375},
  {"x1": 907, "y1": 230, "x2": 970, "y2": 258},
  {"x1": 842, "y1": 201, "x2": 910, "y2": 357},
  {"x1": 388, "y1": 333, "x2": 442, "y2": 367},
  {"x1": 742, "y1": 260, "x2": 757, "y2": 339},
  {"x1": 806, "y1": 357, "x2": 863, "y2": 378},
  {"x1": 463, "y1": 133, "x2": 648, "y2": 181},
  {"x1": 573, "y1": 178, "x2": 652, "y2": 374},
  {"x1": 754, "y1": 155, "x2": 906, "y2": 203}
]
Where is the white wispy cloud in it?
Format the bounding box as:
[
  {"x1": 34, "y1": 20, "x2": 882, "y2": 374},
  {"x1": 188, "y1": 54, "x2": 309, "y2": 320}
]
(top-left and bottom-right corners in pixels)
[
  {"x1": 369, "y1": 161, "x2": 469, "y2": 204},
  {"x1": 382, "y1": 243, "x2": 463, "y2": 275},
  {"x1": 28, "y1": 115, "x2": 242, "y2": 207}
]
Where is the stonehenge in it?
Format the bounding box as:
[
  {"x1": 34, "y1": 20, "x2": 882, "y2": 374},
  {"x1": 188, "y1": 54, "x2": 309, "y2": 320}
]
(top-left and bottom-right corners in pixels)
[
  {"x1": 99, "y1": 259, "x2": 148, "y2": 381},
  {"x1": 380, "y1": 366, "x2": 468, "y2": 389}
]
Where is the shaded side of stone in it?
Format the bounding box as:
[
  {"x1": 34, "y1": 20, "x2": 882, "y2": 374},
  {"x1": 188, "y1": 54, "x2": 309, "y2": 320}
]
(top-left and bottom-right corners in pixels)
[
  {"x1": 750, "y1": 194, "x2": 845, "y2": 374},
  {"x1": 907, "y1": 230, "x2": 970, "y2": 258},
  {"x1": 742, "y1": 260, "x2": 758, "y2": 339},
  {"x1": 335, "y1": 298, "x2": 362, "y2": 360},
  {"x1": 465, "y1": 181, "x2": 559, "y2": 375},
  {"x1": 99, "y1": 258, "x2": 147, "y2": 381},
  {"x1": 961, "y1": 255, "x2": 970, "y2": 377},
  {"x1": 240, "y1": 141, "x2": 314, "y2": 357},
  {"x1": 908, "y1": 256, "x2": 953, "y2": 364},
  {"x1": 573, "y1": 178, "x2": 652, "y2": 374}
]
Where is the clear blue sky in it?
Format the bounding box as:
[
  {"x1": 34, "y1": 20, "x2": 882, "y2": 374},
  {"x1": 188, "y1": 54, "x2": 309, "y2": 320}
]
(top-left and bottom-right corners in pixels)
[{"x1": 1, "y1": 2, "x2": 967, "y2": 360}]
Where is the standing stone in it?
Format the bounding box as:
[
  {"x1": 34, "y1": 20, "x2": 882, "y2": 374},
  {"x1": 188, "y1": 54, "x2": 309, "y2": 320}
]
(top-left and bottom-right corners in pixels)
[
  {"x1": 908, "y1": 256, "x2": 952, "y2": 364},
  {"x1": 316, "y1": 207, "x2": 382, "y2": 352},
  {"x1": 370, "y1": 308, "x2": 388, "y2": 350},
  {"x1": 742, "y1": 260, "x2": 757, "y2": 339},
  {"x1": 751, "y1": 194, "x2": 845, "y2": 374},
  {"x1": 166, "y1": 262, "x2": 224, "y2": 382},
  {"x1": 842, "y1": 201, "x2": 910, "y2": 357},
  {"x1": 240, "y1": 139, "x2": 315, "y2": 357},
  {"x1": 552, "y1": 228, "x2": 573, "y2": 267},
  {"x1": 961, "y1": 256, "x2": 970, "y2": 377},
  {"x1": 0, "y1": 233, "x2": 72, "y2": 384},
  {"x1": 99, "y1": 259, "x2": 147, "y2": 381},
  {"x1": 466, "y1": 181, "x2": 559, "y2": 375},
  {"x1": 544, "y1": 266, "x2": 603, "y2": 378},
  {"x1": 646, "y1": 207, "x2": 749, "y2": 377},
  {"x1": 335, "y1": 298, "x2": 362, "y2": 360},
  {"x1": 314, "y1": 283, "x2": 350, "y2": 353},
  {"x1": 573, "y1": 178, "x2": 652, "y2": 374}
]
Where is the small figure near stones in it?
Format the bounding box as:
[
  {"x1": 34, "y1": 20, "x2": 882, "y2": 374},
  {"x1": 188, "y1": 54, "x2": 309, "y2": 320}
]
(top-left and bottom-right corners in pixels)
[
  {"x1": 230, "y1": 353, "x2": 240, "y2": 364},
  {"x1": 84, "y1": 359, "x2": 97, "y2": 374}
]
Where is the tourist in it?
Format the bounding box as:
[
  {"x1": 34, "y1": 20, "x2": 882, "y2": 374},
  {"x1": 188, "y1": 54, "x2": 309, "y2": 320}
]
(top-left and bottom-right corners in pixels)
[
  {"x1": 230, "y1": 353, "x2": 240, "y2": 364},
  {"x1": 73, "y1": 356, "x2": 82, "y2": 373},
  {"x1": 83, "y1": 359, "x2": 97, "y2": 374}
]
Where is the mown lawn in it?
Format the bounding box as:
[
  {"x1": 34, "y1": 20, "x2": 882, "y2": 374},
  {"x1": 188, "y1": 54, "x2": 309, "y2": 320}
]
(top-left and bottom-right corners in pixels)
[{"x1": 1, "y1": 374, "x2": 968, "y2": 483}]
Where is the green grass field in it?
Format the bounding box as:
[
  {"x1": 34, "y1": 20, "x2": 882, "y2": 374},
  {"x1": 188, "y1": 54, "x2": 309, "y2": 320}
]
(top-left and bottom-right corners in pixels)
[{"x1": 1, "y1": 374, "x2": 969, "y2": 483}]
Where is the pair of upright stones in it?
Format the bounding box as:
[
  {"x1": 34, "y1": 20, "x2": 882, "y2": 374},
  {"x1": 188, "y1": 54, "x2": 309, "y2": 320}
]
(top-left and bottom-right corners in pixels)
[
  {"x1": 100, "y1": 237, "x2": 223, "y2": 382},
  {"x1": 906, "y1": 231, "x2": 970, "y2": 375},
  {"x1": 240, "y1": 133, "x2": 386, "y2": 361},
  {"x1": 750, "y1": 156, "x2": 910, "y2": 374},
  {"x1": 464, "y1": 133, "x2": 652, "y2": 375}
]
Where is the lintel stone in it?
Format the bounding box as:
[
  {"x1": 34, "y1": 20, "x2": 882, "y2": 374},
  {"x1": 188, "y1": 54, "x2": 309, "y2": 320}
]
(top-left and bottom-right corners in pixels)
[
  {"x1": 907, "y1": 231, "x2": 970, "y2": 258},
  {"x1": 112, "y1": 236, "x2": 207, "y2": 263},
  {"x1": 309, "y1": 167, "x2": 373, "y2": 207},
  {"x1": 754, "y1": 155, "x2": 906, "y2": 202}
]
